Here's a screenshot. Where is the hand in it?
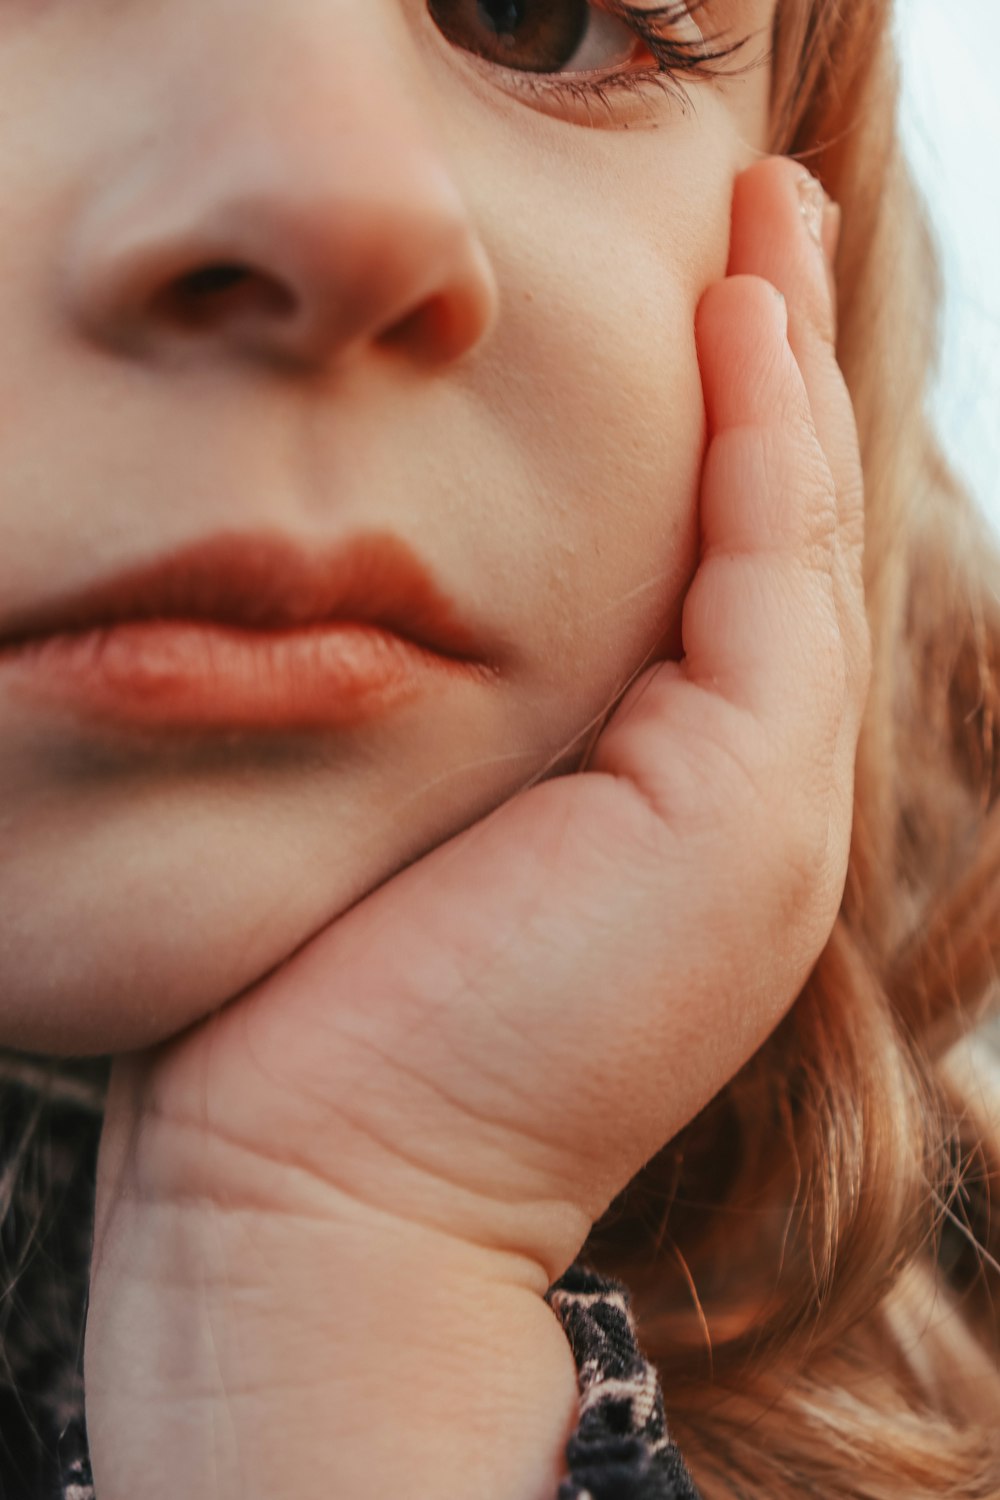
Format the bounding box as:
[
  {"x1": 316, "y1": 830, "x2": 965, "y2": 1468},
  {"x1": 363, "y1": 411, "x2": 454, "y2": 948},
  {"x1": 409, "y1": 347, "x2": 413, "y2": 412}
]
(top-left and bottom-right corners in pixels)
[{"x1": 84, "y1": 157, "x2": 869, "y2": 1500}]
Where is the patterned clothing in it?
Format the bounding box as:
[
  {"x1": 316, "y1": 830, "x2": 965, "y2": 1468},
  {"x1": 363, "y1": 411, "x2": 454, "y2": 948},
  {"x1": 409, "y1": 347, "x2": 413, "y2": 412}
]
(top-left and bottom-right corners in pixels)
[{"x1": 0, "y1": 1058, "x2": 701, "y2": 1500}]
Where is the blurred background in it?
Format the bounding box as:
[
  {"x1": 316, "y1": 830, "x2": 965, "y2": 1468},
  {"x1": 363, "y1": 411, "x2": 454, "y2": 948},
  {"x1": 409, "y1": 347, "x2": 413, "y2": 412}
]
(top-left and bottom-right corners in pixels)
[{"x1": 897, "y1": 0, "x2": 1000, "y2": 533}]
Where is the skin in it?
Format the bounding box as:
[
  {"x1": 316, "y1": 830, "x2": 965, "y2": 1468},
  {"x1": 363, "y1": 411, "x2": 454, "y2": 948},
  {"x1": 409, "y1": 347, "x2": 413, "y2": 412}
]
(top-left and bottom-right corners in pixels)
[
  {"x1": 83, "y1": 164, "x2": 869, "y2": 1498},
  {"x1": 0, "y1": 1, "x2": 870, "y2": 1495},
  {"x1": 0, "y1": 0, "x2": 775, "y2": 1052}
]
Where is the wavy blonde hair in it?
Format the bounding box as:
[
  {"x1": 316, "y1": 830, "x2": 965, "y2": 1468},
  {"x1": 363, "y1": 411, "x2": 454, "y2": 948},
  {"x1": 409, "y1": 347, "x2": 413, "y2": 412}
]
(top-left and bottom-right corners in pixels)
[{"x1": 585, "y1": 2, "x2": 1000, "y2": 1493}]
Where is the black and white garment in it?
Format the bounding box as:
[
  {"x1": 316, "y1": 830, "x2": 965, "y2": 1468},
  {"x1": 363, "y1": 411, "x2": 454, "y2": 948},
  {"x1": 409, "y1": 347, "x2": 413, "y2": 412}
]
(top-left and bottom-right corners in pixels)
[
  {"x1": 0, "y1": 1059, "x2": 702, "y2": 1500},
  {"x1": 547, "y1": 1267, "x2": 702, "y2": 1500}
]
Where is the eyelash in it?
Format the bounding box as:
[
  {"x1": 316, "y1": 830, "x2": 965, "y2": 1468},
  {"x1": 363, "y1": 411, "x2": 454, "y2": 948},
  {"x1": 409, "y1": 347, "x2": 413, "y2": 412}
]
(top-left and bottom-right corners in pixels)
[{"x1": 493, "y1": 0, "x2": 748, "y2": 115}]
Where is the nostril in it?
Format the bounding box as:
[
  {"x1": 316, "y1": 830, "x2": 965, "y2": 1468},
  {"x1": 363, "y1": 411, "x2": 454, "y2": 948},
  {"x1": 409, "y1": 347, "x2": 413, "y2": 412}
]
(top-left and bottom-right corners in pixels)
[
  {"x1": 153, "y1": 261, "x2": 297, "y2": 332},
  {"x1": 178, "y1": 264, "x2": 252, "y2": 298},
  {"x1": 378, "y1": 293, "x2": 455, "y2": 363}
]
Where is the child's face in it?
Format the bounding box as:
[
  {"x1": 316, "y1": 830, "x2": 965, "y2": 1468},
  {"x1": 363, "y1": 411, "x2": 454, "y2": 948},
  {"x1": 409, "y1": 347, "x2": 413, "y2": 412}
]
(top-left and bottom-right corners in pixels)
[{"x1": 0, "y1": 0, "x2": 776, "y2": 1052}]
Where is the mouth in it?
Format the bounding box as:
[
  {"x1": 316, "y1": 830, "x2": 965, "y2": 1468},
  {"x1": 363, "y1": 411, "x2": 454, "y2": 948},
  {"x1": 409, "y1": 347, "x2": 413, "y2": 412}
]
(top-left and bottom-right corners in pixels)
[{"x1": 0, "y1": 532, "x2": 500, "y2": 733}]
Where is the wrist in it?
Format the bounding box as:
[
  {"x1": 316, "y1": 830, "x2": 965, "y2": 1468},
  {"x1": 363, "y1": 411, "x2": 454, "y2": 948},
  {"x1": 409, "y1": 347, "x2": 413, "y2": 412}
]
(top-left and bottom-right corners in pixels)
[{"x1": 86, "y1": 1193, "x2": 581, "y2": 1500}]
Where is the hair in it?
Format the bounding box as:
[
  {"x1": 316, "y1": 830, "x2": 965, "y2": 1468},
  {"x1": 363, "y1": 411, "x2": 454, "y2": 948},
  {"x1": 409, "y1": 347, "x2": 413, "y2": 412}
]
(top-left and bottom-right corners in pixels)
[
  {"x1": 583, "y1": 1, "x2": 1000, "y2": 1494},
  {"x1": 3, "y1": 0, "x2": 1000, "y2": 1493}
]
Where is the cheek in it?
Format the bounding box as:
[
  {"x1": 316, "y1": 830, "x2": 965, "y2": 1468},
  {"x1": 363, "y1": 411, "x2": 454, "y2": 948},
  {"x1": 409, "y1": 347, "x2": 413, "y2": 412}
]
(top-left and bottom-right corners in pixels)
[{"x1": 470, "y1": 116, "x2": 739, "y2": 696}]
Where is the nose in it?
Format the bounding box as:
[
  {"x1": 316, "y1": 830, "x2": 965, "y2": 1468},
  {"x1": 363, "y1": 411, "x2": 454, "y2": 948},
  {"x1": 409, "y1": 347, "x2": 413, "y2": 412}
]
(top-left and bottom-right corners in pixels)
[{"x1": 66, "y1": 122, "x2": 499, "y2": 372}]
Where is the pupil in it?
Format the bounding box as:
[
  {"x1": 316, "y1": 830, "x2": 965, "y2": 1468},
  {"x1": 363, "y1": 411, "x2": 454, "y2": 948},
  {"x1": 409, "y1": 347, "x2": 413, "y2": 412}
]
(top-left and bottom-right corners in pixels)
[{"x1": 477, "y1": 0, "x2": 525, "y2": 40}]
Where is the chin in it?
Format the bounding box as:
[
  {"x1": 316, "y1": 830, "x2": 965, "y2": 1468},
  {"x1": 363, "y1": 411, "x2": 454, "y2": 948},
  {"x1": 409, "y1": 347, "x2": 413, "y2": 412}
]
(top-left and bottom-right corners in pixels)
[
  {"x1": 0, "y1": 714, "x2": 554, "y2": 1059},
  {"x1": 0, "y1": 861, "x2": 379, "y2": 1060}
]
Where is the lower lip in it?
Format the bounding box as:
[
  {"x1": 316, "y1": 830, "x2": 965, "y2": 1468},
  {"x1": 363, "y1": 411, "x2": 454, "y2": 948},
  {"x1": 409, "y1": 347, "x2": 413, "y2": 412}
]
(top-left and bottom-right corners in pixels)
[{"x1": 1, "y1": 620, "x2": 492, "y2": 731}]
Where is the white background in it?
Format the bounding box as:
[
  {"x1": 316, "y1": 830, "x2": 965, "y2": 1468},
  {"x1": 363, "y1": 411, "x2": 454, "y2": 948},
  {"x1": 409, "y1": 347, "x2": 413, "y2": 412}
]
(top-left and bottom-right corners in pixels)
[{"x1": 897, "y1": 0, "x2": 1000, "y2": 532}]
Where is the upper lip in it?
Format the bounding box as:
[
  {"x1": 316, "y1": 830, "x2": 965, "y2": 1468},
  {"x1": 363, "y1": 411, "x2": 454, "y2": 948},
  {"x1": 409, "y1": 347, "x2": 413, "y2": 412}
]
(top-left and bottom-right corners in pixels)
[{"x1": 0, "y1": 531, "x2": 496, "y2": 665}]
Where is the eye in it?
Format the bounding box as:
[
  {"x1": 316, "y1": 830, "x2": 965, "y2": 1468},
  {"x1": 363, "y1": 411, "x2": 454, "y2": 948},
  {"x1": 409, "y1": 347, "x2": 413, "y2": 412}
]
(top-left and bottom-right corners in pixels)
[{"x1": 426, "y1": 0, "x2": 643, "y2": 75}]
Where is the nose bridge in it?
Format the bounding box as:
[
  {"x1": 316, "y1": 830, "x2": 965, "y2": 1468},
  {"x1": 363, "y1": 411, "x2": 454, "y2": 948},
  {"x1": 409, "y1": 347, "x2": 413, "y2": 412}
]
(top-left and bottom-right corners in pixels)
[{"x1": 66, "y1": 12, "x2": 499, "y2": 368}]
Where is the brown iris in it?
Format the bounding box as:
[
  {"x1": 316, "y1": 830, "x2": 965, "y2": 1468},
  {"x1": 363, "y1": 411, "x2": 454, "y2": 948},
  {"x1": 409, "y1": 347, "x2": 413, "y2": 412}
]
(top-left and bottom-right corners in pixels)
[{"x1": 428, "y1": 0, "x2": 591, "y2": 73}]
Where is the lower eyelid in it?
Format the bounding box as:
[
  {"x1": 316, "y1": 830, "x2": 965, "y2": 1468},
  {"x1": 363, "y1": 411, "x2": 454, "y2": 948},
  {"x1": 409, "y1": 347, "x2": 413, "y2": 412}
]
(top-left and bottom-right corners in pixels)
[{"x1": 499, "y1": 61, "x2": 696, "y2": 126}]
